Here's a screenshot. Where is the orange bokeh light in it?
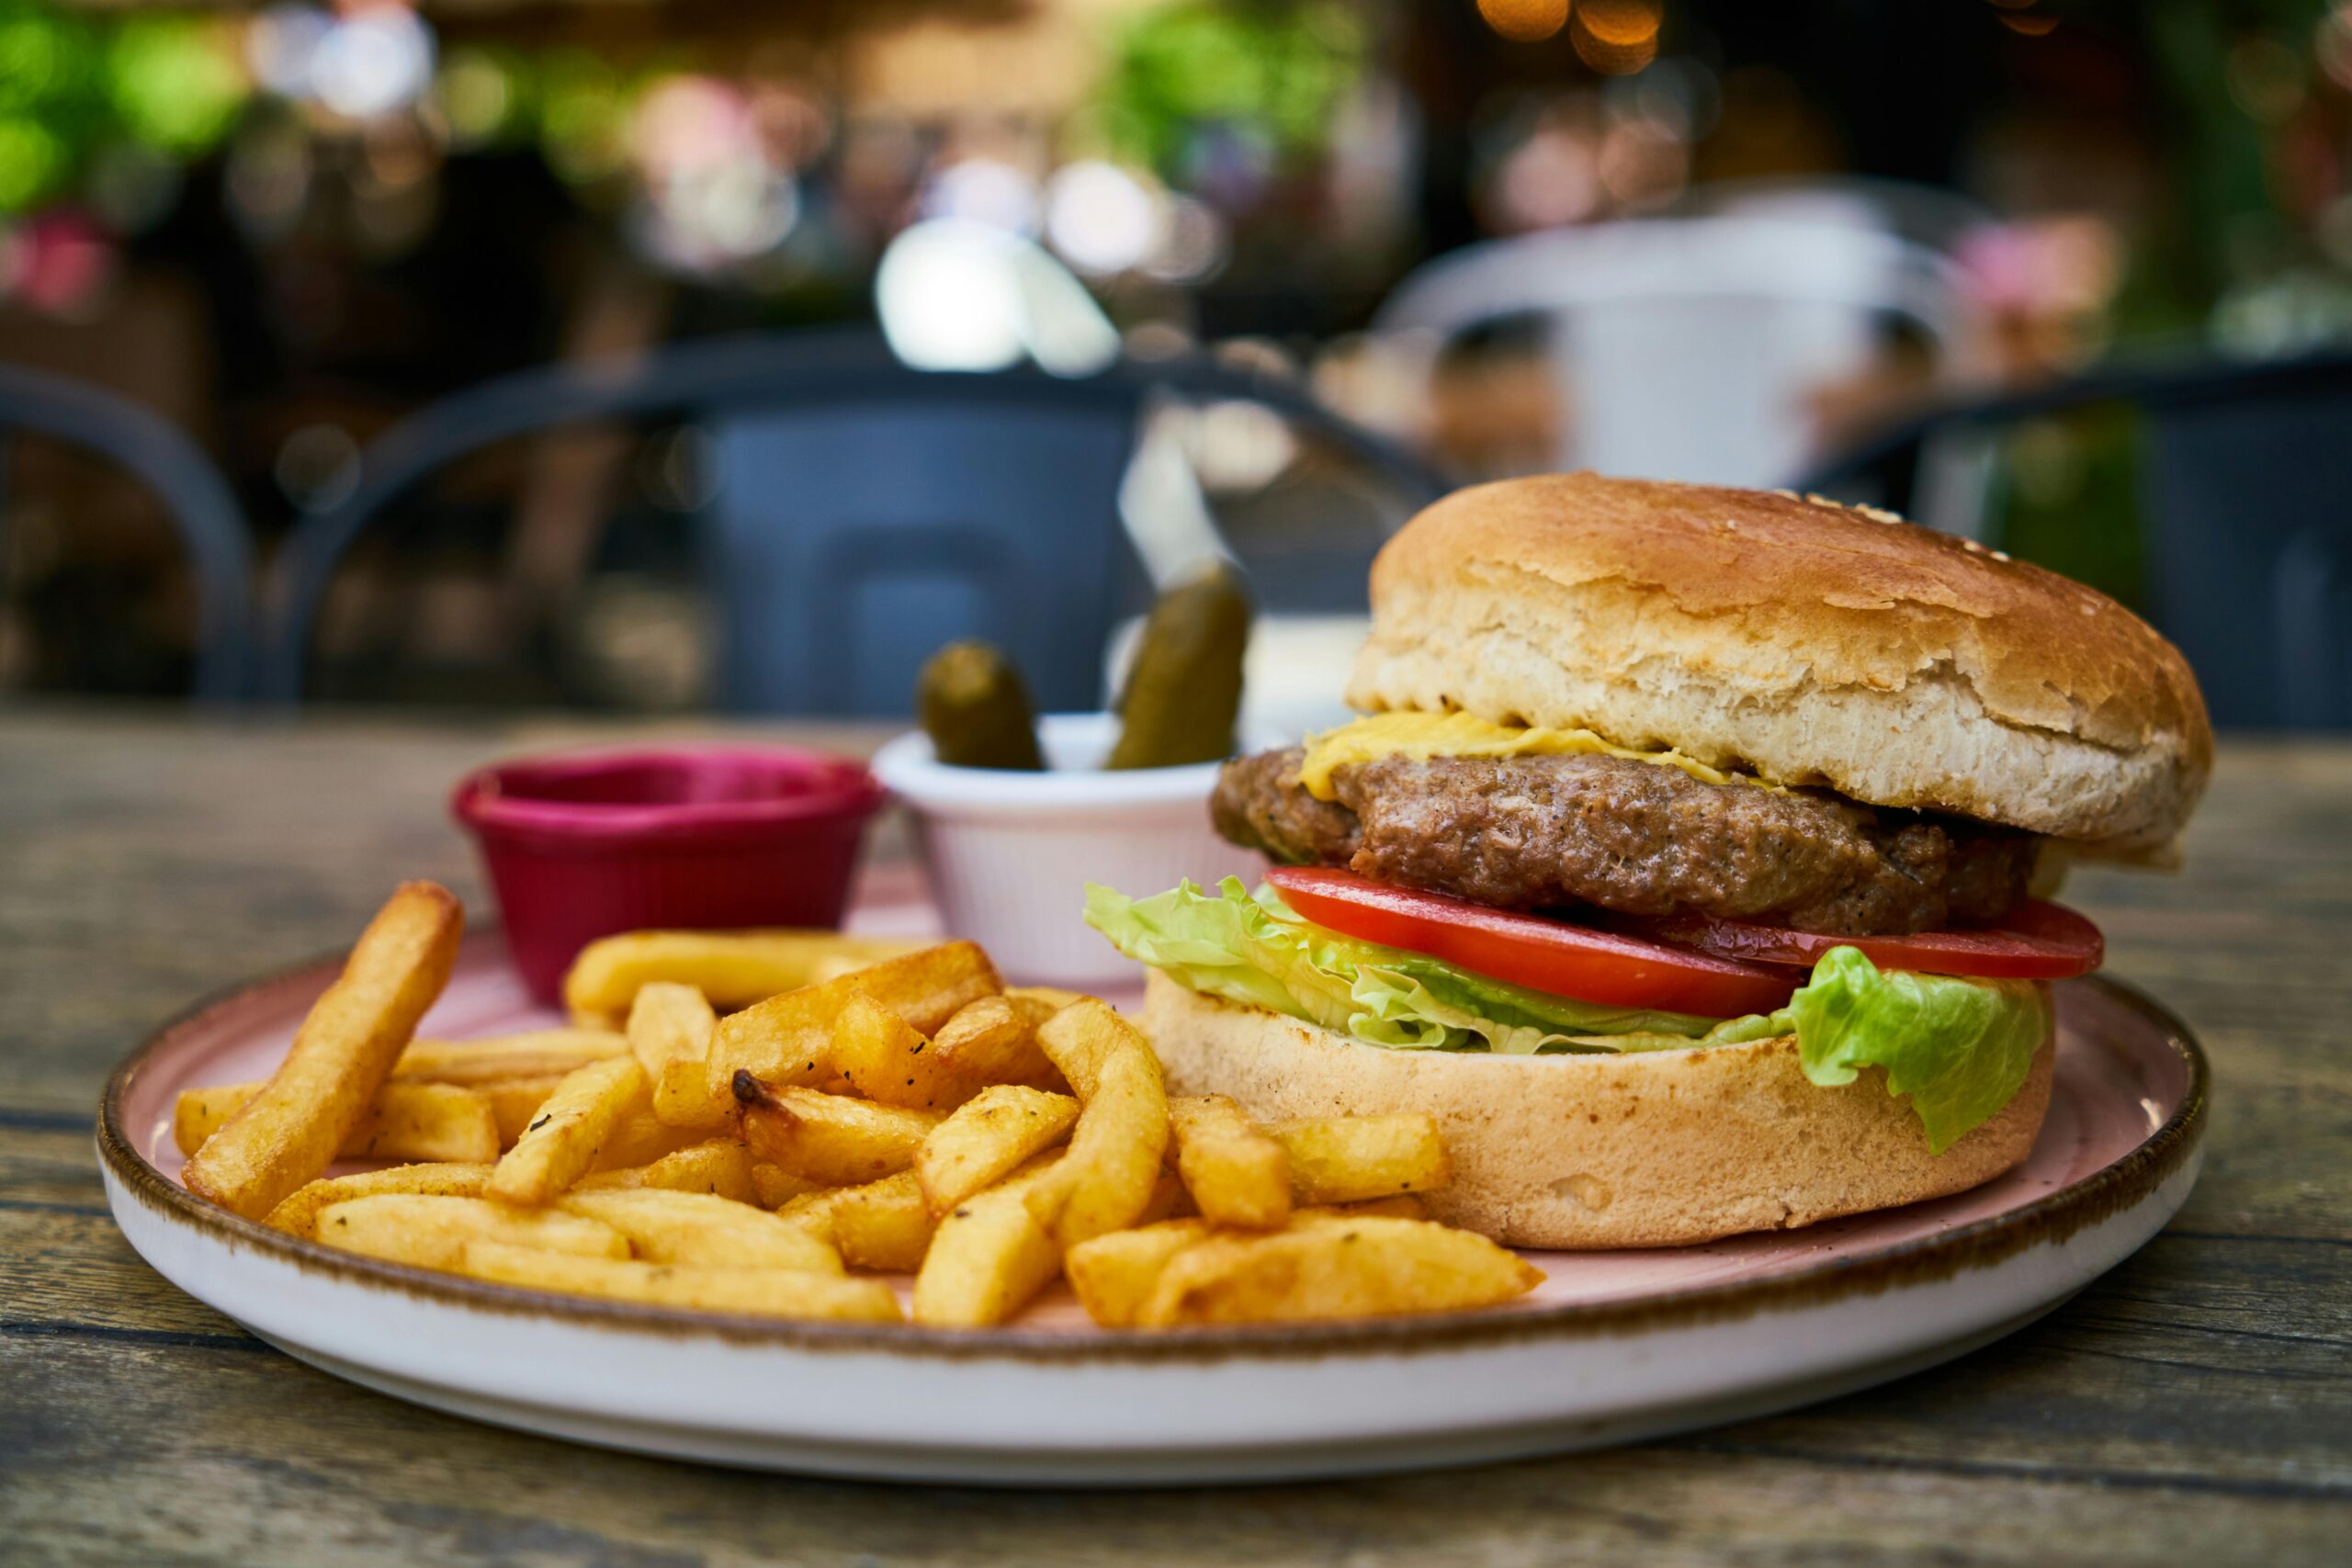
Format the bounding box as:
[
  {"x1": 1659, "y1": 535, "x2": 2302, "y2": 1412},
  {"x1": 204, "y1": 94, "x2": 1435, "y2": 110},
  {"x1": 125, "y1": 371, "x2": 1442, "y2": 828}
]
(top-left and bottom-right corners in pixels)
[
  {"x1": 1573, "y1": 0, "x2": 1660, "y2": 73},
  {"x1": 1477, "y1": 0, "x2": 1571, "y2": 45}
]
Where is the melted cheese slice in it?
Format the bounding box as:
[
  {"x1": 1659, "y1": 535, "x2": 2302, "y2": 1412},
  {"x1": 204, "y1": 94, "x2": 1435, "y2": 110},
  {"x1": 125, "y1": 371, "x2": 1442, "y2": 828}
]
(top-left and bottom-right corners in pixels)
[{"x1": 1294, "y1": 711, "x2": 1781, "y2": 801}]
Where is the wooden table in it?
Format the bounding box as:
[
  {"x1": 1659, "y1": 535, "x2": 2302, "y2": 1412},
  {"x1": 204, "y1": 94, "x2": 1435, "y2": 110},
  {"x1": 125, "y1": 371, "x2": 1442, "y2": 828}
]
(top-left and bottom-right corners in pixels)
[{"x1": 3, "y1": 705, "x2": 2346, "y2": 1564}]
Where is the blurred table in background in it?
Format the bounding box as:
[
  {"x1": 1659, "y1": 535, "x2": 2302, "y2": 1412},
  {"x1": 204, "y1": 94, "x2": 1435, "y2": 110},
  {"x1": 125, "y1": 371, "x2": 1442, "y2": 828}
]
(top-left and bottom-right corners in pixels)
[{"x1": 1, "y1": 705, "x2": 2346, "y2": 1564}]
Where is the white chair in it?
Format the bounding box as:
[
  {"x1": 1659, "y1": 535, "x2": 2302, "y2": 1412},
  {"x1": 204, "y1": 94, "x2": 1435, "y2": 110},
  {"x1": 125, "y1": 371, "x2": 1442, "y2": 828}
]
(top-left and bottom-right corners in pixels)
[{"x1": 1373, "y1": 216, "x2": 1987, "y2": 489}]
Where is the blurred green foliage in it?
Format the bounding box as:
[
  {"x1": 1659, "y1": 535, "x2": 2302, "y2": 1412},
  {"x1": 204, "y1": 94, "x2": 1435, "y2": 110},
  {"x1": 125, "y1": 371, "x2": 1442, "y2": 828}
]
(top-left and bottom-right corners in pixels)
[
  {"x1": 1089, "y1": 1, "x2": 1366, "y2": 182},
  {"x1": 0, "y1": 1, "x2": 246, "y2": 213}
]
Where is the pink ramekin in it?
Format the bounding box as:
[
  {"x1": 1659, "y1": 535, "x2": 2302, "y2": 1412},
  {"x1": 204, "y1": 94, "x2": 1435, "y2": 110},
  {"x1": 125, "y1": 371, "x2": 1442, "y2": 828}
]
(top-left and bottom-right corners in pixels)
[{"x1": 449, "y1": 745, "x2": 888, "y2": 1004}]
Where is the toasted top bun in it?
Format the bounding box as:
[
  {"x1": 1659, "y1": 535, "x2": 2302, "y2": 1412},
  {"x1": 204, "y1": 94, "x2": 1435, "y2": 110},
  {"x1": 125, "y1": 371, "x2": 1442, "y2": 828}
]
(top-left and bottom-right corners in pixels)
[{"x1": 1346, "y1": 473, "x2": 2211, "y2": 850}]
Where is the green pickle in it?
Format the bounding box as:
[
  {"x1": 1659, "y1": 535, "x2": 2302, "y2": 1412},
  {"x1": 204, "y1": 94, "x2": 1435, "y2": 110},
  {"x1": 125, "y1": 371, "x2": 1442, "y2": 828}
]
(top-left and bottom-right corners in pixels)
[
  {"x1": 1107, "y1": 562, "x2": 1252, "y2": 771},
  {"x1": 917, "y1": 640, "x2": 1046, "y2": 771}
]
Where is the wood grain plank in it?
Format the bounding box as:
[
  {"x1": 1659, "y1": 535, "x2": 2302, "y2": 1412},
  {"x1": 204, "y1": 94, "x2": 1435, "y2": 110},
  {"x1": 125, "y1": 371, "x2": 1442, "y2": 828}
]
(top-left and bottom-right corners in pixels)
[
  {"x1": 0, "y1": 1122, "x2": 106, "y2": 1212},
  {"x1": 1, "y1": 1332, "x2": 2344, "y2": 1568},
  {"x1": 0, "y1": 1206, "x2": 254, "y2": 1342}
]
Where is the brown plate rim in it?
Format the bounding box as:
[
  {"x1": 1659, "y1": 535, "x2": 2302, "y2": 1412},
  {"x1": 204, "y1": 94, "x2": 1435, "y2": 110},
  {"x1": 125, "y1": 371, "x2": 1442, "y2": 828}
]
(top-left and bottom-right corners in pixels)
[{"x1": 96, "y1": 944, "x2": 2209, "y2": 1366}]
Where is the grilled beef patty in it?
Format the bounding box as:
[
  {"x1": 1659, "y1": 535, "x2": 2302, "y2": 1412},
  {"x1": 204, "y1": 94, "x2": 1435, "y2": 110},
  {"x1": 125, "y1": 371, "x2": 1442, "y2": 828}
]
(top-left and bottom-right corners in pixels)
[{"x1": 1212, "y1": 748, "x2": 2036, "y2": 938}]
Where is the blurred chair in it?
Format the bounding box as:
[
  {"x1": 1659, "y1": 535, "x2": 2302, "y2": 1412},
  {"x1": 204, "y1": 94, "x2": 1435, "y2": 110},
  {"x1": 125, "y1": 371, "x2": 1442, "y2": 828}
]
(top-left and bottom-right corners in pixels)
[
  {"x1": 1679, "y1": 175, "x2": 1994, "y2": 258},
  {"x1": 260, "y1": 330, "x2": 1447, "y2": 716},
  {"x1": 1374, "y1": 216, "x2": 1984, "y2": 487},
  {"x1": 1793, "y1": 350, "x2": 2352, "y2": 730},
  {"x1": 0, "y1": 364, "x2": 254, "y2": 702}
]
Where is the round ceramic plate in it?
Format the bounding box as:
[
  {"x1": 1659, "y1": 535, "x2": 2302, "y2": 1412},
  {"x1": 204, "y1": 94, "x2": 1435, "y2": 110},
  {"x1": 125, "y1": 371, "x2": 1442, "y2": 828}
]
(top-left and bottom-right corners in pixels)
[{"x1": 97, "y1": 909, "x2": 2207, "y2": 1486}]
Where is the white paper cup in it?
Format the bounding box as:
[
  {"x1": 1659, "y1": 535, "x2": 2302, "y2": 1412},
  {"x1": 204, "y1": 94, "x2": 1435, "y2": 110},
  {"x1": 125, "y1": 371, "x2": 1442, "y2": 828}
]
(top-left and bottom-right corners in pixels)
[{"x1": 871, "y1": 713, "x2": 1267, "y2": 985}]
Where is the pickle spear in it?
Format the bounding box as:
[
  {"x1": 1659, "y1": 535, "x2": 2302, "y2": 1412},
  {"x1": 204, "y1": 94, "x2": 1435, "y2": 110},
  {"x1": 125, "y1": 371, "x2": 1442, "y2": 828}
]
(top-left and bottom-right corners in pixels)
[
  {"x1": 918, "y1": 640, "x2": 1046, "y2": 771},
  {"x1": 1106, "y1": 562, "x2": 1252, "y2": 771}
]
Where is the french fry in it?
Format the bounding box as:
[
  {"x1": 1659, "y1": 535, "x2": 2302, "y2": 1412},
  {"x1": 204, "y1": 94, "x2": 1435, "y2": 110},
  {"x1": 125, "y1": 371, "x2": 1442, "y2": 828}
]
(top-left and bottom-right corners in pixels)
[
  {"x1": 483, "y1": 1076, "x2": 567, "y2": 1146},
  {"x1": 627, "y1": 980, "x2": 716, "y2": 1078},
  {"x1": 751, "y1": 1160, "x2": 820, "y2": 1209},
  {"x1": 1168, "y1": 1095, "x2": 1291, "y2": 1230},
  {"x1": 829, "y1": 992, "x2": 972, "y2": 1111},
  {"x1": 459, "y1": 1242, "x2": 902, "y2": 1322},
  {"x1": 591, "y1": 1109, "x2": 705, "y2": 1172},
  {"x1": 562, "y1": 930, "x2": 929, "y2": 1019},
  {"x1": 705, "y1": 942, "x2": 1001, "y2": 1101},
  {"x1": 184, "y1": 883, "x2": 463, "y2": 1220},
  {"x1": 1270, "y1": 1114, "x2": 1452, "y2": 1204},
  {"x1": 629, "y1": 982, "x2": 734, "y2": 1134},
  {"x1": 651, "y1": 1055, "x2": 737, "y2": 1134},
  {"x1": 558, "y1": 1189, "x2": 843, "y2": 1273},
  {"x1": 1136, "y1": 1167, "x2": 1193, "y2": 1225},
  {"x1": 1137, "y1": 1214, "x2": 1540, "y2": 1326},
  {"x1": 263, "y1": 1162, "x2": 493, "y2": 1240},
  {"x1": 912, "y1": 1157, "x2": 1064, "y2": 1327},
  {"x1": 775, "y1": 1189, "x2": 838, "y2": 1247},
  {"x1": 1003, "y1": 985, "x2": 1087, "y2": 1018},
  {"x1": 1066, "y1": 1219, "x2": 1213, "y2": 1328},
  {"x1": 392, "y1": 1030, "x2": 628, "y2": 1085},
  {"x1": 1022, "y1": 1000, "x2": 1169, "y2": 1250},
  {"x1": 317, "y1": 1193, "x2": 628, "y2": 1270},
  {"x1": 175, "y1": 1080, "x2": 498, "y2": 1166},
  {"x1": 929, "y1": 997, "x2": 1066, "y2": 1091},
  {"x1": 914, "y1": 1085, "x2": 1079, "y2": 1214},
  {"x1": 572, "y1": 1136, "x2": 758, "y2": 1202},
  {"x1": 734, "y1": 1077, "x2": 944, "y2": 1185},
  {"x1": 809, "y1": 1170, "x2": 937, "y2": 1271},
  {"x1": 488, "y1": 1055, "x2": 650, "y2": 1206}
]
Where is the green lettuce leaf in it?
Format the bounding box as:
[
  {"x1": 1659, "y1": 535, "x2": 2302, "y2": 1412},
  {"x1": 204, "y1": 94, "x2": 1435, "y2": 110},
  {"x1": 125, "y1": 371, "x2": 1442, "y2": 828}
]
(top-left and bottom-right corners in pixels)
[
  {"x1": 1082, "y1": 878, "x2": 1723, "y2": 1055},
  {"x1": 1085, "y1": 878, "x2": 2049, "y2": 1152},
  {"x1": 1780, "y1": 946, "x2": 2049, "y2": 1153}
]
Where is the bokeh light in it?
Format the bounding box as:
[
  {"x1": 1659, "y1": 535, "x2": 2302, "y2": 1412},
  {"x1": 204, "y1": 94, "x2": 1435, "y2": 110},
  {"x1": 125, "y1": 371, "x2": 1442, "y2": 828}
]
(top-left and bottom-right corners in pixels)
[
  {"x1": 1044, "y1": 159, "x2": 1159, "y2": 276},
  {"x1": 2223, "y1": 36, "x2": 2306, "y2": 126},
  {"x1": 309, "y1": 6, "x2": 432, "y2": 122},
  {"x1": 107, "y1": 15, "x2": 249, "y2": 156},
  {"x1": 244, "y1": 6, "x2": 329, "y2": 100},
  {"x1": 922, "y1": 156, "x2": 1040, "y2": 235},
  {"x1": 435, "y1": 48, "x2": 519, "y2": 150},
  {"x1": 1573, "y1": 0, "x2": 1661, "y2": 76},
  {"x1": 538, "y1": 53, "x2": 631, "y2": 186},
  {"x1": 2322, "y1": 6, "x2": 2352, "y2": 92},
  {"x1": 876, "y1": 218, "x2": 1033, "y2": 371},
  {"x1": 627, "y1": 74, "x2": 798, "y2": 274},
  {"x1": 1477, "y1": 0, "x2": 1570, "y2": 46}
]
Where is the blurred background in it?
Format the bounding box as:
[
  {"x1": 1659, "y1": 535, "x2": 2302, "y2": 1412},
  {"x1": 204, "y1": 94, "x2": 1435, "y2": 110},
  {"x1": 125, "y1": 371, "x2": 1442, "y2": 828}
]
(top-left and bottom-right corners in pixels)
[{"x1": 1, "y1": 0, "x2": 2346, "y2": 729}]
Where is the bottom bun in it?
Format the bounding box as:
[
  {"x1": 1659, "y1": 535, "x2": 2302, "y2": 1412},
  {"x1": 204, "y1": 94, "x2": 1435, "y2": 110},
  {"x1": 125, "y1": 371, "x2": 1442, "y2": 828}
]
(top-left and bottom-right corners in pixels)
[{"x1": 1140, "y1": 970, "x2": 2055, "y2": 1249}]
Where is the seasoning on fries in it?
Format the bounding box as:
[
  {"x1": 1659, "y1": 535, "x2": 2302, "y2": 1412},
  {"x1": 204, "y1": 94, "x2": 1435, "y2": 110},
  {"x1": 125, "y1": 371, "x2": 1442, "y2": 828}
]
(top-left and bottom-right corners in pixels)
[
  {"x1": 319, "y1": 1193, "x2": 628, "y2": 1270},
  {"x1": 912, "y1": 1156, "x2": 1066, "y2": 1327},
  {"x1": 182, "y1": 914, "x2": 1542, "y2": 1328},
  {"x1": 915, "y1": 1085, "x2": 1080, "y2": 1214}
]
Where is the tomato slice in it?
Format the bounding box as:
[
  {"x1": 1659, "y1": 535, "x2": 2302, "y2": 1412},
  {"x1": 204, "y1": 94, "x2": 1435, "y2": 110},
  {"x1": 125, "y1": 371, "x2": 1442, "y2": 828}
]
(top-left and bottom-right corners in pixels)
[
  {"x1": 1626, "y1": 900, "x2": 2104, "y2": 980},
  {"x1": 1263, "y1": 867, "x2": 1802, "y2": 1018}
]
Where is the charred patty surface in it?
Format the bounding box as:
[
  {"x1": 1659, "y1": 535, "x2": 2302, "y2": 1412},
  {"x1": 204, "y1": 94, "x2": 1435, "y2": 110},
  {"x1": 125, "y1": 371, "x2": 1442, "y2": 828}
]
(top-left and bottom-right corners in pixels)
[{"x1": 1212, "y1": 748, "x2": 2035, "y2": 937}]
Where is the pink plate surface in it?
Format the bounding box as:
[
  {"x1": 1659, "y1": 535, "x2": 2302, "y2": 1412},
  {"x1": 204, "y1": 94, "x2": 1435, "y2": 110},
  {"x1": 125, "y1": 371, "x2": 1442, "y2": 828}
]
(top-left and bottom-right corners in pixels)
[{"x1": 115, "y1": 865, "x2": 2202, "y2": 1330}]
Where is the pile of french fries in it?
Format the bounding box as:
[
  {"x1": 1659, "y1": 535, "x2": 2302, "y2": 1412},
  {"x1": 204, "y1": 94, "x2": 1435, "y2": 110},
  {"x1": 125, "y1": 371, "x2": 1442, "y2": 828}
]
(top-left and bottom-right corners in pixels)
[{"x1": 175, "y1": 883, "x2": 1543, "y2": 1328}]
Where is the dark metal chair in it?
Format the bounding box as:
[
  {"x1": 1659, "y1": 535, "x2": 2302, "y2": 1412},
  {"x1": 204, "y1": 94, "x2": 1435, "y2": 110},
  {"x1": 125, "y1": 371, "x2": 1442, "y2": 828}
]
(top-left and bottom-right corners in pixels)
[
  {"x1": 0, "y1": 364, "x2": 255, "y2": 702},
  {"x1": 259, "y1": 330, "x2": 1449, "y2": 714},
  {"x1": 1793, "y1": 350, "x2": 2352, "y2": 729}
]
